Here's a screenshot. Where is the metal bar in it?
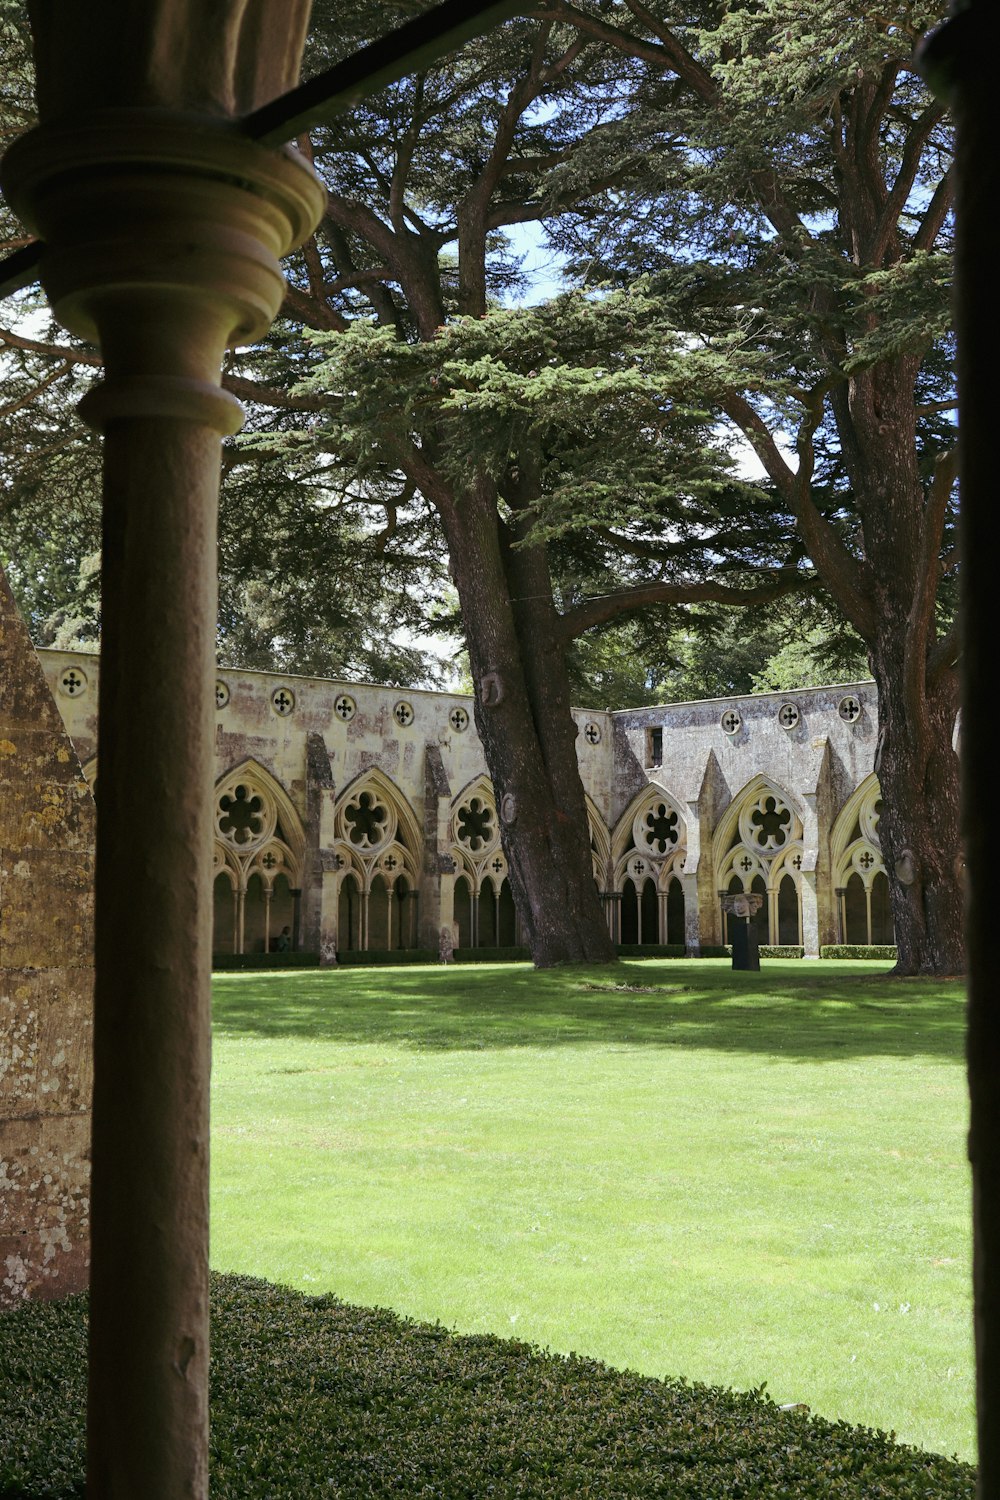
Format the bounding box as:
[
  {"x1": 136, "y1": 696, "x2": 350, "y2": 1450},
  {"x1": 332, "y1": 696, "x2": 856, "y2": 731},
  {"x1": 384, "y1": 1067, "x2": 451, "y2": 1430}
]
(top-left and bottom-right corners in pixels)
[
  {"x1": 0, "y1": 239, "x2": 43, "y2": 299},
  {"x1": 241, "y1": 0, "x2": 526, "y2": 145}
]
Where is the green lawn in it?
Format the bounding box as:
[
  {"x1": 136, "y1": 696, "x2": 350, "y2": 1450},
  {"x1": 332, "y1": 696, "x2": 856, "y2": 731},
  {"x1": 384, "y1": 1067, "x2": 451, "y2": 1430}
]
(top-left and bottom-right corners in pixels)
[{"x1": 210, "y1": 959, "x2": 973, "y2": 1462}]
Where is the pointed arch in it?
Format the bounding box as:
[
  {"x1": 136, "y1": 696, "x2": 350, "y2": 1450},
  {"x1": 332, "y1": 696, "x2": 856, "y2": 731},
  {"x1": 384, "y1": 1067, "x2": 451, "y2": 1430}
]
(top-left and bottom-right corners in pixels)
[
  {"x1": 450, "y1": 773, "x2": 501, "y2": 878},
  {"x1": 211, "y1": 759, "x2": 305, "y2": 957},
  {"x1": 830, "y1": 774, "x2": 892, "y2": 945},
  {"x1": 831, "y1": 773, "x2": 884, "y2": 874},
  {"x1": 585, "y1": 794, "x2": 611, "y2": 884},
  {"x1": 711, "y1": 773, "x2": 805, "y2": 875},
  {"x1": 215, "y1": 758, "x2": 305, "y2": 868},
  {"x1": 612, "y1": 782, "x2": 687, "y2": 891},
  {"x1": 330, "y1": 769, "x2": 422, "y2": 950},
  {"x1": 607, "y1": 783, "x2": 688, "y2": 947},
  {"x1": 335, "y1": 765, "x2": 423, "y2": 862},
  {"x1": 713, "y1": 775, "x2": 805, "y2": 948}
]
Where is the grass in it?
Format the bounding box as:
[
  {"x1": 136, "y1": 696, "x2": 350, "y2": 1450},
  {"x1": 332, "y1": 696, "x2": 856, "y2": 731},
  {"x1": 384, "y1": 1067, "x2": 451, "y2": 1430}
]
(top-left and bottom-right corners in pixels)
[{"x1": 209, "y1": 958, "x2": 973, "y2": 1463}]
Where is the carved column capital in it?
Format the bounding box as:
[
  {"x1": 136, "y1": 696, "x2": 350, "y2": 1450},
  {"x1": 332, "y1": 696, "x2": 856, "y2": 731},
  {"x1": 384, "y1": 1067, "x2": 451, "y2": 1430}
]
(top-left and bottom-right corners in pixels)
[{"x1": 2, "y1": 109, "x2": 324, "y2": 430}]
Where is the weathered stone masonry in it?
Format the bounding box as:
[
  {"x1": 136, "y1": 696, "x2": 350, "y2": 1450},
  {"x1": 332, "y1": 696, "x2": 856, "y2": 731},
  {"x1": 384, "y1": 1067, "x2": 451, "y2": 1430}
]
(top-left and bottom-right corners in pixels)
[
  {"x1": 39, "y1": 651, "x2": 891, "y2": 962},
  {"x1": 1, "y1": 581, "x2": 94, "y2": 1307}
]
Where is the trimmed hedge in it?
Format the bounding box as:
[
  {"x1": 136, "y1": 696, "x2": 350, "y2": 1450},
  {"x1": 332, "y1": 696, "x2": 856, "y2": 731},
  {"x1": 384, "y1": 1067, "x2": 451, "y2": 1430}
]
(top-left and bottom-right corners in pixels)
[
  {"x1": 337, "y1": 948, "x2": 437, "y2": 966},
  {"x1": 454, "y1": 945, "x2": 532, "y2": 963},
  {"x1": 212, "y1": 951, "x2": 321, "y2": 971},
  {"x1": 694, "y1": 945, "x2": 806, "y2": 960},
  {"x1": 0, "y1": 1275, "x2": 974, "y2": 1498},
  {"x1": 615, "y1": 944, "x2": 687, "y2": 958},
  {"x1": 208, "y1": 943, "x2": 895, "y2": 971},
  {"x1": 821, "y1": 944, "x2": 899, "y2": 961}
]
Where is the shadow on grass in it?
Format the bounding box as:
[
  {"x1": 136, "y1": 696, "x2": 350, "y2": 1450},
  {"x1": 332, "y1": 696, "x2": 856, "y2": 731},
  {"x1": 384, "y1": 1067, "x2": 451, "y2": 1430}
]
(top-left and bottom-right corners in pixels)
[{"x1": 212, "y1": 960, "x2": 966, "y2": 1064}]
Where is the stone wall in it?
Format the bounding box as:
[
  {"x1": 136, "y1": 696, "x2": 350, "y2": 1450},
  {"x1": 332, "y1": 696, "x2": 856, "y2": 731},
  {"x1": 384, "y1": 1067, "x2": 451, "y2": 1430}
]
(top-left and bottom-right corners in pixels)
[
  {"x1": 1, "y1": 580, "x2": 94, "y2": 1307},
  {"x1": 38, "y1": 647, "x2": 881, "y2": 959}
]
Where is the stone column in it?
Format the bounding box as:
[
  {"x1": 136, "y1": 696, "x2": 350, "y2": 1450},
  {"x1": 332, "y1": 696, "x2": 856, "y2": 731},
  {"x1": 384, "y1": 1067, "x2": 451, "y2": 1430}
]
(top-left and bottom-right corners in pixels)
[
  {"x1": 680, "y1": 871, "x2": 701, "y2": 955},
  {"x1": 798, "y1": 866, "x2": 820, "y2": 959},
  {"x1": 420, "y1": 744, "x2": 452, "y2": 948},
  {"x1": 2, "y1": 111, "x2": 323, "y2": 1500}
]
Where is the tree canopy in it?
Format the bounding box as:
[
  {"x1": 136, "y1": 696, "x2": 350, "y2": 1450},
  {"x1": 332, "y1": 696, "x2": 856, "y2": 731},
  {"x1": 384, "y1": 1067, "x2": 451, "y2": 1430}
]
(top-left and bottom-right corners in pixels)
[{"x1": 0, "y1": 0, "x2": 959, "y2": 970}]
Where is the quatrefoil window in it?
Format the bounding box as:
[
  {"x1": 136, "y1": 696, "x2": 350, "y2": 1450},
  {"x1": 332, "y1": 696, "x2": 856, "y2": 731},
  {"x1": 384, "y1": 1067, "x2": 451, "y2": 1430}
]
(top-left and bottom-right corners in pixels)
[
  {"x1": 456, "y1": 797, "x2": 494, "y2": 852},
  {"x1": 219, "y1": 784, "x2": 265, "y2": 846},
  {"x1": 58, "y1": 666, "x2": 87, "y2": 698},
  {"x1": 450, "y1": 706, "x2": 470, "y2": 732},
  {"x1": 344, "y1": 791, "x2": 388, "y2": 848},
  {"x1": 643, "y1": 802, "x2": 678, "y2": 854},
  {"x1": 750, "y1": 796, "x2": 790, "y2": 849}
]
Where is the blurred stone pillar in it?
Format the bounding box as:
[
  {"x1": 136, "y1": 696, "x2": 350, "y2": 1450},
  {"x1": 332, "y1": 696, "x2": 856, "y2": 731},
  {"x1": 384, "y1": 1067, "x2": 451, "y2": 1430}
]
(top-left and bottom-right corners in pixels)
[
  {"x1": 3, "y1": 40, "x2": 323, "y2": 1497},
  {"x1": 918, "y1": 7, "x2": 1000, "y2": 1493}
]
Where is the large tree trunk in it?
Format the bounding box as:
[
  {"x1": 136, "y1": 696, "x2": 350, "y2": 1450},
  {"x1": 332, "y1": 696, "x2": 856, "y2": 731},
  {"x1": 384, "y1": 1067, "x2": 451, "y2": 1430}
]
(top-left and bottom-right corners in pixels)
[
  {"x1": 839, "y1": 357, "x2": 964, "y2": 977},
  {"x1": 440, "y1": 476, "x2": 615, "y2": 967},
  {"x1": 870, "y1": 638, "x2": 964, "y2": 975}
]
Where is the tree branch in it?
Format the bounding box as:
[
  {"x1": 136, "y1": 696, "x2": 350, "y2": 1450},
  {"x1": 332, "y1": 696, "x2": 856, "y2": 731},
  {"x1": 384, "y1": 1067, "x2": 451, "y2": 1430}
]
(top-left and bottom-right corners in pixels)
[
  {"x1": 927, "y1": 615, "x2": 960, "y2": 689},
  {"x1": 913, "y1": 165, "x2": 954, "y2": 253},
  {"x1": 869, "y1": 101, "x2": 948, "y2": 264},
  {"x1": 719, "y1": 386, "x2": 878, "y2": 641},
  {"x1": 557, "y1": 570, "x2": 804, "y2": 642},
  {"x1": 222, "y1": 375, "x2": 336, "y2": 412},
  {"x1": 0, "y1": 325, "x2": 101, "y2": 366},
  {"x1": 0, "y1": 359, "x2": 73, "y2": 419},
  {"x1": 906, "y1": 446, "x2": 958, "y2": 710}
]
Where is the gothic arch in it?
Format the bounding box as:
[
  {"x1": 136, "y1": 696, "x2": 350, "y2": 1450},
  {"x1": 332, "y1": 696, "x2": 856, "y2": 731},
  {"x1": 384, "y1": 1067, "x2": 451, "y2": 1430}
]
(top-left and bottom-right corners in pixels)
[
  {"x1": 332, "y1": 768, "x2": 422, "y2": 951},
  {"x1": 585, "y1": 794, "x2": 611, "y2": 887},
  {"x1": 450, "y1": 773, "x2": 502, "y2": 890},
  {"x1": 449, "y1": 775, "x2": 521, "y2": 948},
  {"x1": 713, "y1": 775, "x2": 805, "y2": 946},
  {"x1": 611, "y1": 784, "x2": 688, "y2": 946},
  {"x1": 830, "y1": 774, "x2": 893, "y2": 945},
  {"x1": 335, "y1": 766, "x2": 423, "y2": 868},
  {"x1": 612, "y1": 782, "x2": 687, "y2": 875},
  {"x1": 212, "y1": 759, "x2": 305, "y2": 956}
]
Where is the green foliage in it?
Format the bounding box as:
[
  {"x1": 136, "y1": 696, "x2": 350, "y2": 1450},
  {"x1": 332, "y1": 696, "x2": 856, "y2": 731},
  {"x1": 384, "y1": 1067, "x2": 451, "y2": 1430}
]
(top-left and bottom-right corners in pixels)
[
  {"x1": 567, "y1": 596, "x2": 868, "y2": 708},
  {"x1": 0, "y1": 1273, "x2": 976, "y2": 1498},
  {"x1": 453, "y1": 944, "x2": 532, "y2": 963},
  {"x1": 337, "y1": 948, "x2": 439, "y2": 965},
  {"x1": 822, "y1": 945, "x2": 900, "y2": 961},
  {"x1": 750, "y1": 614, "x2": 869, "y2": 694},
  {"x1": 211, "y1": 952, "x2": 322, "y2": 971},
  {"x1": 292, "y1": 292, "x2": 762, "y2": 552},
  {"x1": 696, "y1": 945, "x2": 805, "y2": 959},
  {"x1": 615, "y1": 943, "x2": 687, "y2": 957}
]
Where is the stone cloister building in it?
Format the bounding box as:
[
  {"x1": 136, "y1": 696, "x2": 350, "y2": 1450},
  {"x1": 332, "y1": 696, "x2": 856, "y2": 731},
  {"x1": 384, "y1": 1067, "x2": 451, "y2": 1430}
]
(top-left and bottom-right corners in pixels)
[{"x1": 40, "y1": 649, "x2": 892, "y2": 960}]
